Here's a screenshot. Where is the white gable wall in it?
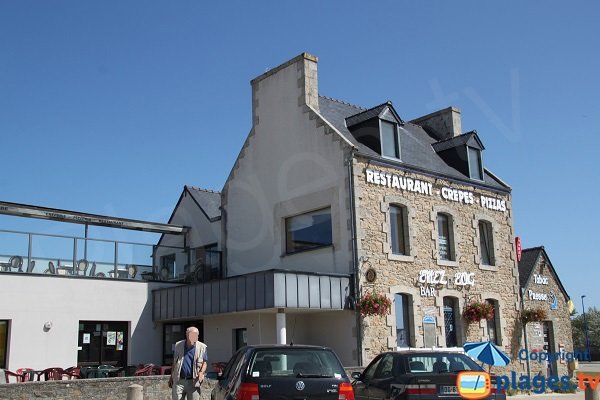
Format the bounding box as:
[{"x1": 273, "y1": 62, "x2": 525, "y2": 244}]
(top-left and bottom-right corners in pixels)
[{"x1": 224, "y1": 55, "x2": 352, "y2": 276}]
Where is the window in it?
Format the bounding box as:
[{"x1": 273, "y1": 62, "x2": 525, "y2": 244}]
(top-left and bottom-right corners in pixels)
[
  {"x1": 443, "y1": 297, "x2": 458, "y2": 347},
  {"x1": 394, "y1": 293, "x2": 411, "y2": 347},
  {"x1": 390, "y1": 205, "x2": 409, "y2": 255},
  {"x1": 374, "y1": 354, "x2": 394, "y2": 379},
  {"x1": 468, "y1": 146, "x2": 483, "y2": 180},
  {"x1": 233, "y1": 328, "x2": 247, "y2": 352},
  {"x1": 381, "y1": 120, "x2": 400, "y2": 159},
  {"x1": 362, "y1": 355, "x2": 383, "y2": 384},
  {"x1": 485, "y1": 299, "x2": 499, "y2": 344},
  {"x1": 479, "y1": 220, "x2": 495, "y2": 265},
  {"x1": 285, "y1": 208, "x2": 332, "y2": 253},
  {"x1": 160, "y1": 254, "x2": 176, "y2": 279},
  {"x1": 437, "y1": 213, "x2": 455, "y2": 261},
  {"x1": 0, "y1": 320, "x2": 7, "y2": 368}
]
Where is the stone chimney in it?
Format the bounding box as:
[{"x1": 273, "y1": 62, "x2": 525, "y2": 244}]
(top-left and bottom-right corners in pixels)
[
  {"x1": 250, "y1": 53, "x2": 319, "y2": 126},
  {"x1": 410, "y1": 107, "x2": 462, "y2": 141}
]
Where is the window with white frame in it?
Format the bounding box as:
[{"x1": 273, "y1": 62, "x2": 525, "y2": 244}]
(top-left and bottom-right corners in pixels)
[
  {"x1": 285, "y1": 207, "x2": 332, "y2": 254},
  {"x1": 437, "y1": 213, "x2": 455, "y2": 261},
  {"x1": 390, "y1": 204, "x2": 409, "y2": 255},
  {"x1": 394, "y1": 293, "x2": 412, "y2": 347},
  {"x1": 485, "y1": 298, "x2": 500, "y2": 344},
  {"x1": 468, "y1": 146, "x2": 484, "y2": 181},
  {"x1": 381, "y1": 120, "x2": 400, "y2": 159},
  {"x1": 479, "y1": 220, "x2": 495, "y2": 266}
]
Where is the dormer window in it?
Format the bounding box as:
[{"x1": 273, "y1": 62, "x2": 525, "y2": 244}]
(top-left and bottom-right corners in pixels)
[
  {"x1": 432, "y1": 130, "x2": 486, "y2": 182},
  {"x1": 468, "y1": 146, "x2": 483, "y2": 180},
  {"x1": 345, "y1": 102, "x2": 404, "y2": 160},
  {"x1": 380, "y1": 120, "x2": 400, "y2": 159}
]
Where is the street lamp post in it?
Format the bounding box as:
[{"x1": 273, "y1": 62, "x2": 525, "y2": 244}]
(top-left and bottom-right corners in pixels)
[{"x1": 582, "y1": 295, "x2": 591, "y2": 361}]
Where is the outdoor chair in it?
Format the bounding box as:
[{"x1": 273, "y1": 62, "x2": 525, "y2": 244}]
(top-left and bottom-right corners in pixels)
[
  {"x1": 16, "y1": 367, "x2": 35, "y2": 382},
  {"x1": 89, "y1": 262, "x2": 105, "y2": 278},
  {"x1": 26, "y1": 260, "x2": 35, "y2": 273},
  {"x1": 65, "y1": 366, "x2": 81, "y2": 379},
  {"x1": 39, "y1": 367, "x2": 66, "y2": 381},
  {"x1": 1, "y1": 255, "x2": 24, "y2": 272},
  {"x1": 1, "y1": 369, "x2": 24, "y2": 383},
  {"x1": 76, "y1": 259, "x2": 88, "y2": 276},
  {"x1": 127, "y1": 264, "x2": 137, "y2": 279},
  {"x1": 45, "y1": 261, "x2": 57, "y2": 275}
]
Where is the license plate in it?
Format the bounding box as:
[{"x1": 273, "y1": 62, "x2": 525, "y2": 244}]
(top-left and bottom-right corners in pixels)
[{"x1": 440, "y1": 386, "x2": 458, "y2": 394}]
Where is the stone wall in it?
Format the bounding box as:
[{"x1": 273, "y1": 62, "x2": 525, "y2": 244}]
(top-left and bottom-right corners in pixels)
[
  {"x1": 0, "y1": 376, "x2": 215, "y2": 400},
  {"x1": 522, "y1": 252, "x2": 575, "y2": 378},
  {"x1": 353, "y1": 157, "x2": 522, "y2": 373}
]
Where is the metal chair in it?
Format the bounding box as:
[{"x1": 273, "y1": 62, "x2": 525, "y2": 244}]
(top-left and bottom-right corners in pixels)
[
  {"x1": 45, "y1": 261, "x2": 57, "y2": 275},
  {"x1": 127, "y1": 264, "x2": 137, "y2": 279},
  {"x1": 26, "y1": 260, "x2": 35, "y2": 274},
  {"x1": 89, "y1": 262, "x2": 105, "y2": 277},
  {"x1": 76, "y1": 259, "x2": 88, "y2": 276}
]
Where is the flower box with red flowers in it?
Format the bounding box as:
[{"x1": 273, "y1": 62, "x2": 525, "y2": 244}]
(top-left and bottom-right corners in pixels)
[
  {"x1": 358, "y1": 292, "x2": 392, "y2": 317},
  {"x1": 463, "y1": 301, "x2": 495, "y2": 323}
]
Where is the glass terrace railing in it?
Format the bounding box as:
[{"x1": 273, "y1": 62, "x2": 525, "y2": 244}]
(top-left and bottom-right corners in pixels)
[{"x1": 0, "y1": 229, "x2": 194, "y2": 281}]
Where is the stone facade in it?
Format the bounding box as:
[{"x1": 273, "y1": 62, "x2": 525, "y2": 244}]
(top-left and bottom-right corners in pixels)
[
  {"x1": 352, "y1": 155, "x2": 523, "y2": 372},
  {"x1": 521, "y1": 249, "x2": 575, "y2": 378}
]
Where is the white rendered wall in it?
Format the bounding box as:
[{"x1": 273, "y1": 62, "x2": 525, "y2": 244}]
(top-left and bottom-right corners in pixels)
[
  {"x1": 224, "y1": 58, "x2": 352, "y2": 277},
  {"x1": 0, "y1": 274, "x2": 176, "y2": 370},
  {"x1": 202, "y1": 311, "x2": 354, "y2": 367}
]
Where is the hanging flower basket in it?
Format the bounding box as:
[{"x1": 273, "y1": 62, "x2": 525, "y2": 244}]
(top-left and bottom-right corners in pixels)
[
  {"x1": 520, "y1": 308, "x2": 547, "y2": 324},
  {"x1": 463, "y1": 301, "x2": 495, "y2": 323},
  {"x1": 358, "y1": 292, "x2": 392, "y2": 317}
]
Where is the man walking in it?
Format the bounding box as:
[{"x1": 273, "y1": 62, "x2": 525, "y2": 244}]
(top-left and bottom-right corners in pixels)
[{"x1": 169, "y1": 326, "x2": 208, "y2": 400}]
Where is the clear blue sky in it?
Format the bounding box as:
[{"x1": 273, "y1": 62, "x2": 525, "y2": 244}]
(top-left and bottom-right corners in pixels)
[{"x1": 1, "y1": 1, "x2": 599, "y2": 309}]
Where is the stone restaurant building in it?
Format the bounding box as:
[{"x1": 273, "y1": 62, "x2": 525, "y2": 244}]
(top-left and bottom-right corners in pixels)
[
  {"x1": 518, "y1": 246, "x2": 574, "y2": 377},
  {"x1": 154, "y1": 52, "x2": 525, "y2": 368}
]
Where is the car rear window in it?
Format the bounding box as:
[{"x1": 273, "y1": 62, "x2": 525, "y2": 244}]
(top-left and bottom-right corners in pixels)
[
  {"x1": 405, "y1": 353, "x2": 482, "y2": 373},
  {"x1": 249, "y1": 348, "x2": 346, "y2": 378}
]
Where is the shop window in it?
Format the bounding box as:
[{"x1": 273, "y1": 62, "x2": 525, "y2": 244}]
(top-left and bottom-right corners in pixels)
[
  {"x1": 233, "y1": 328, "x2": 247, "y2": 352},
  {"x1": 437, "y1": 213, "x2": 455, "y2": 261},
  {"x1": 78, "y1": 321, "x2": 128, "y2": 367},
  {"x1": 479, "y1": 220, "x2": 495, "y2": 266},
  {"x1": 381, "y1": 120, "x2": 400, "y2": 159},
  {"x1": 485, "y1": 299, "x2": 500, "y2": 344},
  {"x1": 285, "y1": 207, "x2": 332, "y2": 254},
  {"x1": 163, "y1": 321, "x2": 203, "y2": 366},
  {"x1": 390, "y1": 204, "x2": 409, "y2": 255},
  {"x1": 443, "y1": 297, "x2": 458, "y2": 347},
  {"x1": 394, "y1": 293, "x2": 412, "y2": 347},
  {"x1": 0, "y1": 320, "x2": 8, "y2": 368},
  {"x1": 468, "y1": 146, "x2": 484, "y2": 181}
]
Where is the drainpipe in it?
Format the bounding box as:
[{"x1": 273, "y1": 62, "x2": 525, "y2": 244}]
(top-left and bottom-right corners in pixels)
[
  {"x1": 346, "y1": 150, "x2": 363, "y2": 367},
  {"x1": 521, "y1": 287, "x2": 531, "y2": 378}
]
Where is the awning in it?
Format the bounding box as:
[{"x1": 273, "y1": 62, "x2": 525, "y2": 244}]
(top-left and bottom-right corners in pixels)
[{"x1": 152, "y1": 269, "x2": 353, "y2": 321}]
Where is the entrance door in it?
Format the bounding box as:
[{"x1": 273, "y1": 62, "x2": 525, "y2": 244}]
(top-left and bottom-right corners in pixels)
[
  {"x1": 444, "y1": 297, "x2": 457, "y2": 347},
  {"x1": 542, "y1": 322, "x2": 556, "y2": 376},
  {"x1": 78, "y1": 321, "x2": 128, "y2": 367}
]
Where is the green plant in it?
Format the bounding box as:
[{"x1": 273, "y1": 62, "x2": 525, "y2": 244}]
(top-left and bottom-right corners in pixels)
[
  {"x1": 358, "y1": 292, "x2": 392, "y2": 317},
  {"x1": 521, "y1": 308, "x2": 547, "y2": 324},
  {"x1": 463, "y1": 301, "x2": 495, "y2": 323}
]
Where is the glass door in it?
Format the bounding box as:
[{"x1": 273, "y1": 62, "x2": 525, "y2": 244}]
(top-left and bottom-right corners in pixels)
[{"x1": 78, "y1": 321, "x2": 128, "y2": 367}]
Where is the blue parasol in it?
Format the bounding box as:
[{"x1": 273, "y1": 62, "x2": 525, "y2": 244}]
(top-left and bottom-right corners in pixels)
[{"x1": 463, "y1": 341, "x2": 511, "y2": 368}]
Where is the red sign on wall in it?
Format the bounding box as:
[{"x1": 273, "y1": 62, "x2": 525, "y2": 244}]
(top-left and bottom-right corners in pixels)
[{"x1": 515, "y1": 236, "x2": 522, "y2": 262}]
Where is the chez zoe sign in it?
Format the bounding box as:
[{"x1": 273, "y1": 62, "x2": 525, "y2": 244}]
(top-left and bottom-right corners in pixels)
[{"x1": 365, "y1": 168, "x2": 506, "y2": 212}]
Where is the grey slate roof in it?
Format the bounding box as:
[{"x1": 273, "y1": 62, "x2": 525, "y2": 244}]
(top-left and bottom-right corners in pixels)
[
  {"x1": 431, "y1": 131, "x2": 485, "y2": 152},
  {"x1": 518, "y1": 246, "x2": 570, "y2": 300},
  {"x1": 518, "y1": 247, "x2": 543, "y2": 289},
  {"x1": 186, "y1": 186, "x2": 221, "y2": 221},
  {"x1": 318, "y1": 96, "x2": 509, "y2": 192}
]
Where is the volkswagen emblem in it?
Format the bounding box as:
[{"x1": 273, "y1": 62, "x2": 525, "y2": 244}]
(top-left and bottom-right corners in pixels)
[{"x1": 296, "y1": 381, "x2": 305, "y2": 391}]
